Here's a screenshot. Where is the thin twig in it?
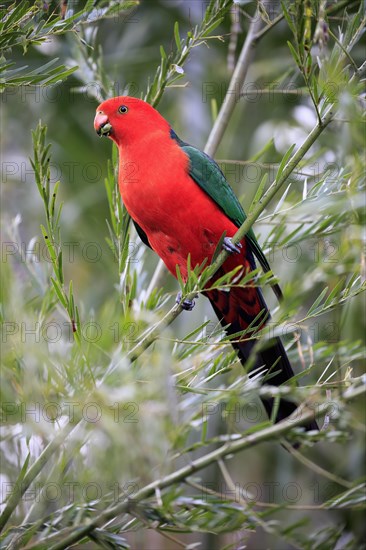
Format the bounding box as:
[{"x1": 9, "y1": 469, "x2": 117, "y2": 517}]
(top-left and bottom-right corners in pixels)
[
  {"x1": 253, "y1": 12, "x2": 284, "y2": 42},
  {"x1": 227, "y1": 3, "x2": 241, "y2": 72},
  {"x1": 205, "y1": 0, "x2": 276, "y2": 157},
  {"x1": 216, "y1": 458, "x2": 274, "y2": 534},
  {"x1": 282, "y1": 442, "x2": 353, "y2": 489},
  {"x1": 185, "y1": 479, "x2": 360, "y2": 511}
]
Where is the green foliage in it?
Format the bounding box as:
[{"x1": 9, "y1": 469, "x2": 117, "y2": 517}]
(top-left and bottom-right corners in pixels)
[
  {"x1": 31, "y1": 122, "x2": 81, "y2": 341},
  {"x1": 0, "y1": 1, "x2": 137, "y2": 90},
  {"x1": 145, "y1": 0, "x2": 232, "y2": 107},
  {"x1": 1, "y1": 0, "x2": 365, "y2": 548}
]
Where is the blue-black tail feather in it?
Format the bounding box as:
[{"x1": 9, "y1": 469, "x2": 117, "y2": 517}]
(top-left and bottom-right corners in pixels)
[{"x1": 208, "y1": 289, "x2": 319, "y2": 435}]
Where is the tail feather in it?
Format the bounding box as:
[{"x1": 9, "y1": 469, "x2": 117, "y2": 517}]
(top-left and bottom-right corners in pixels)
[
  {"x1": 257, "y1": 337, "x2": 319, "y2": 430},
  {"x1": 207, "y1": 273, "x2": 318, "y2": 434}
]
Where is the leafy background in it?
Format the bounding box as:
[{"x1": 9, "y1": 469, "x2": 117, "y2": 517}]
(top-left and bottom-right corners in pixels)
[{"x1": 1, "y1": 0, "x2": 365, "y2": 548}]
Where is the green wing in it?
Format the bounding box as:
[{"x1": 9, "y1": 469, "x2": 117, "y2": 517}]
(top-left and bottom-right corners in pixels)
[{"x1": 171, "y1": 130, "x2": 282, "y2": 301}]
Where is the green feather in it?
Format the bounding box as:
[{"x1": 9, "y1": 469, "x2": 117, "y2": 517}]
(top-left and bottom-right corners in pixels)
[{"x1": 171, "y1": 130, "x2": 282, "y2": 301}]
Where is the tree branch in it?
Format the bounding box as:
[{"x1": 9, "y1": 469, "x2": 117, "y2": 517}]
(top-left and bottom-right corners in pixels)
[
  {"x1": 205, "y1": 0, "x2": 277, "y2": 157},
  {"x1": 29, "y1": 382, "x2": 365, "y2": 550}
]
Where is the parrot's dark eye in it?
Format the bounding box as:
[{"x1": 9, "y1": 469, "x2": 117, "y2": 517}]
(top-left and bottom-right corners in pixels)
[{"x1": 118, "y1": 105, "x2": 128, "y2": 114}]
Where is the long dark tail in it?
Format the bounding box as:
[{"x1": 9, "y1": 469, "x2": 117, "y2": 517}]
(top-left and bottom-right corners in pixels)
[{"x1": 207, "y1": 281, "x2": 318, "y2": 433}]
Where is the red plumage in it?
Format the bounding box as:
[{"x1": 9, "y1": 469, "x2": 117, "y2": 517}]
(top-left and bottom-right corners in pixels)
[{"x1": 94, "y1": 96, "x2": 318, "y2": 436}]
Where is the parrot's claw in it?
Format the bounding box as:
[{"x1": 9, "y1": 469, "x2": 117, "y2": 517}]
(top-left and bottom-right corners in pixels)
[
  {"x1": 176, "y1": 291, "x2": 196, "y2": 311},
  {"x1": 223, "y1": 237, "x2": 242, "y2": 254}
]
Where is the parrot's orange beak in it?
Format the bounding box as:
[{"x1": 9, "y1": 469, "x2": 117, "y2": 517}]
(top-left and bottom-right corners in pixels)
[{"x1": 94, "y1": 111, "x2": 112, "y2": 137}]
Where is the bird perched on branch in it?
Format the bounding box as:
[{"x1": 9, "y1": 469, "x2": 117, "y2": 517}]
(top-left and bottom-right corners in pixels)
[{"x1": 94, "y1": 96, "x2": 318, "y2": 435}]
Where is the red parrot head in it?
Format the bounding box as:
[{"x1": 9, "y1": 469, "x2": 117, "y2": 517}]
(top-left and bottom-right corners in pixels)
[{"x1": 94, "y1": 96, "x2": 170, "y2": 146}]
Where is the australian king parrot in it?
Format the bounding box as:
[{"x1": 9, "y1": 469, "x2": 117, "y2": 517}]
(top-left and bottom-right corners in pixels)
[{"x1": 94, "y1": 96, "x2": 318, "y2": 434}]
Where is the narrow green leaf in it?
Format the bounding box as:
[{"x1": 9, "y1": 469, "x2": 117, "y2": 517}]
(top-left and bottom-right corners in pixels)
[
  {"x1": 201, "y1": 418, "x2": 208, "y2": 442},
  {"x1": 202, "y1": 16, "x2": 224, "y2": 37},
  {"x1": 287, "y1": 41, "x2": 301, "y2": 69},
  {"x1": 174, "y1": 21, "x2": 182, "y2": 52},
  {"x1": 281, "y1": 223, "x2": 305, "y2": 245},
  {"x1": 275, "y1": 143, "x2": 296, "y2": 183},
  {"x1": 68, "y1": 280, "x2": 74, "y2": 317},
  {"x1": 211, "y1": 265, "x2": 245, "y2": 289},
  {"x1": 176, "y1": 264, "x2": 184, "y2": 291},
  {"x1": 41, "y1": 225, "x2": 57, "y2": 263},
  {"x1": 51, "y1": 277, "x2": 68, "y2": 309},
  {"x1": 324, "y1": 278, "x2": 345, "y2": 307},
  {"x1": 211, "y1": 231, "x2": 227, "y2": 264},
  {"x1": 57, "y1": 250, "x2": 63, "y2": 284},
  {"x1": 281, "y1": 1, "x2": 296, "y2": 35},
  {"x1": 250, "y1": 172, "x2": 268, "y2": 211},
  {"x1": 50, "y1": 180, "x2": 59, "y2": 220},
  {"x1": 17, "y1": 452, "x2": 31, "y2": 484},
  {"x1": 159, "y1": 45, "x2": 167, "y2": 60},
  {"x1": 249, "y1": 138, "x2": 274, "y2": 163},
  {"x1": 307, "y1": 287, "x2": 329, "y2": 315}
]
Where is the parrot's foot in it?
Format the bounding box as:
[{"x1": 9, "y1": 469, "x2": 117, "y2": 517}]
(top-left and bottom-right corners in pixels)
[
  {"x1": 176, "y1": 291, "x2": 196, "y2": 311},
  {"x1": 223, "y1": 237, "x2": 242, "y2": 254}
]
